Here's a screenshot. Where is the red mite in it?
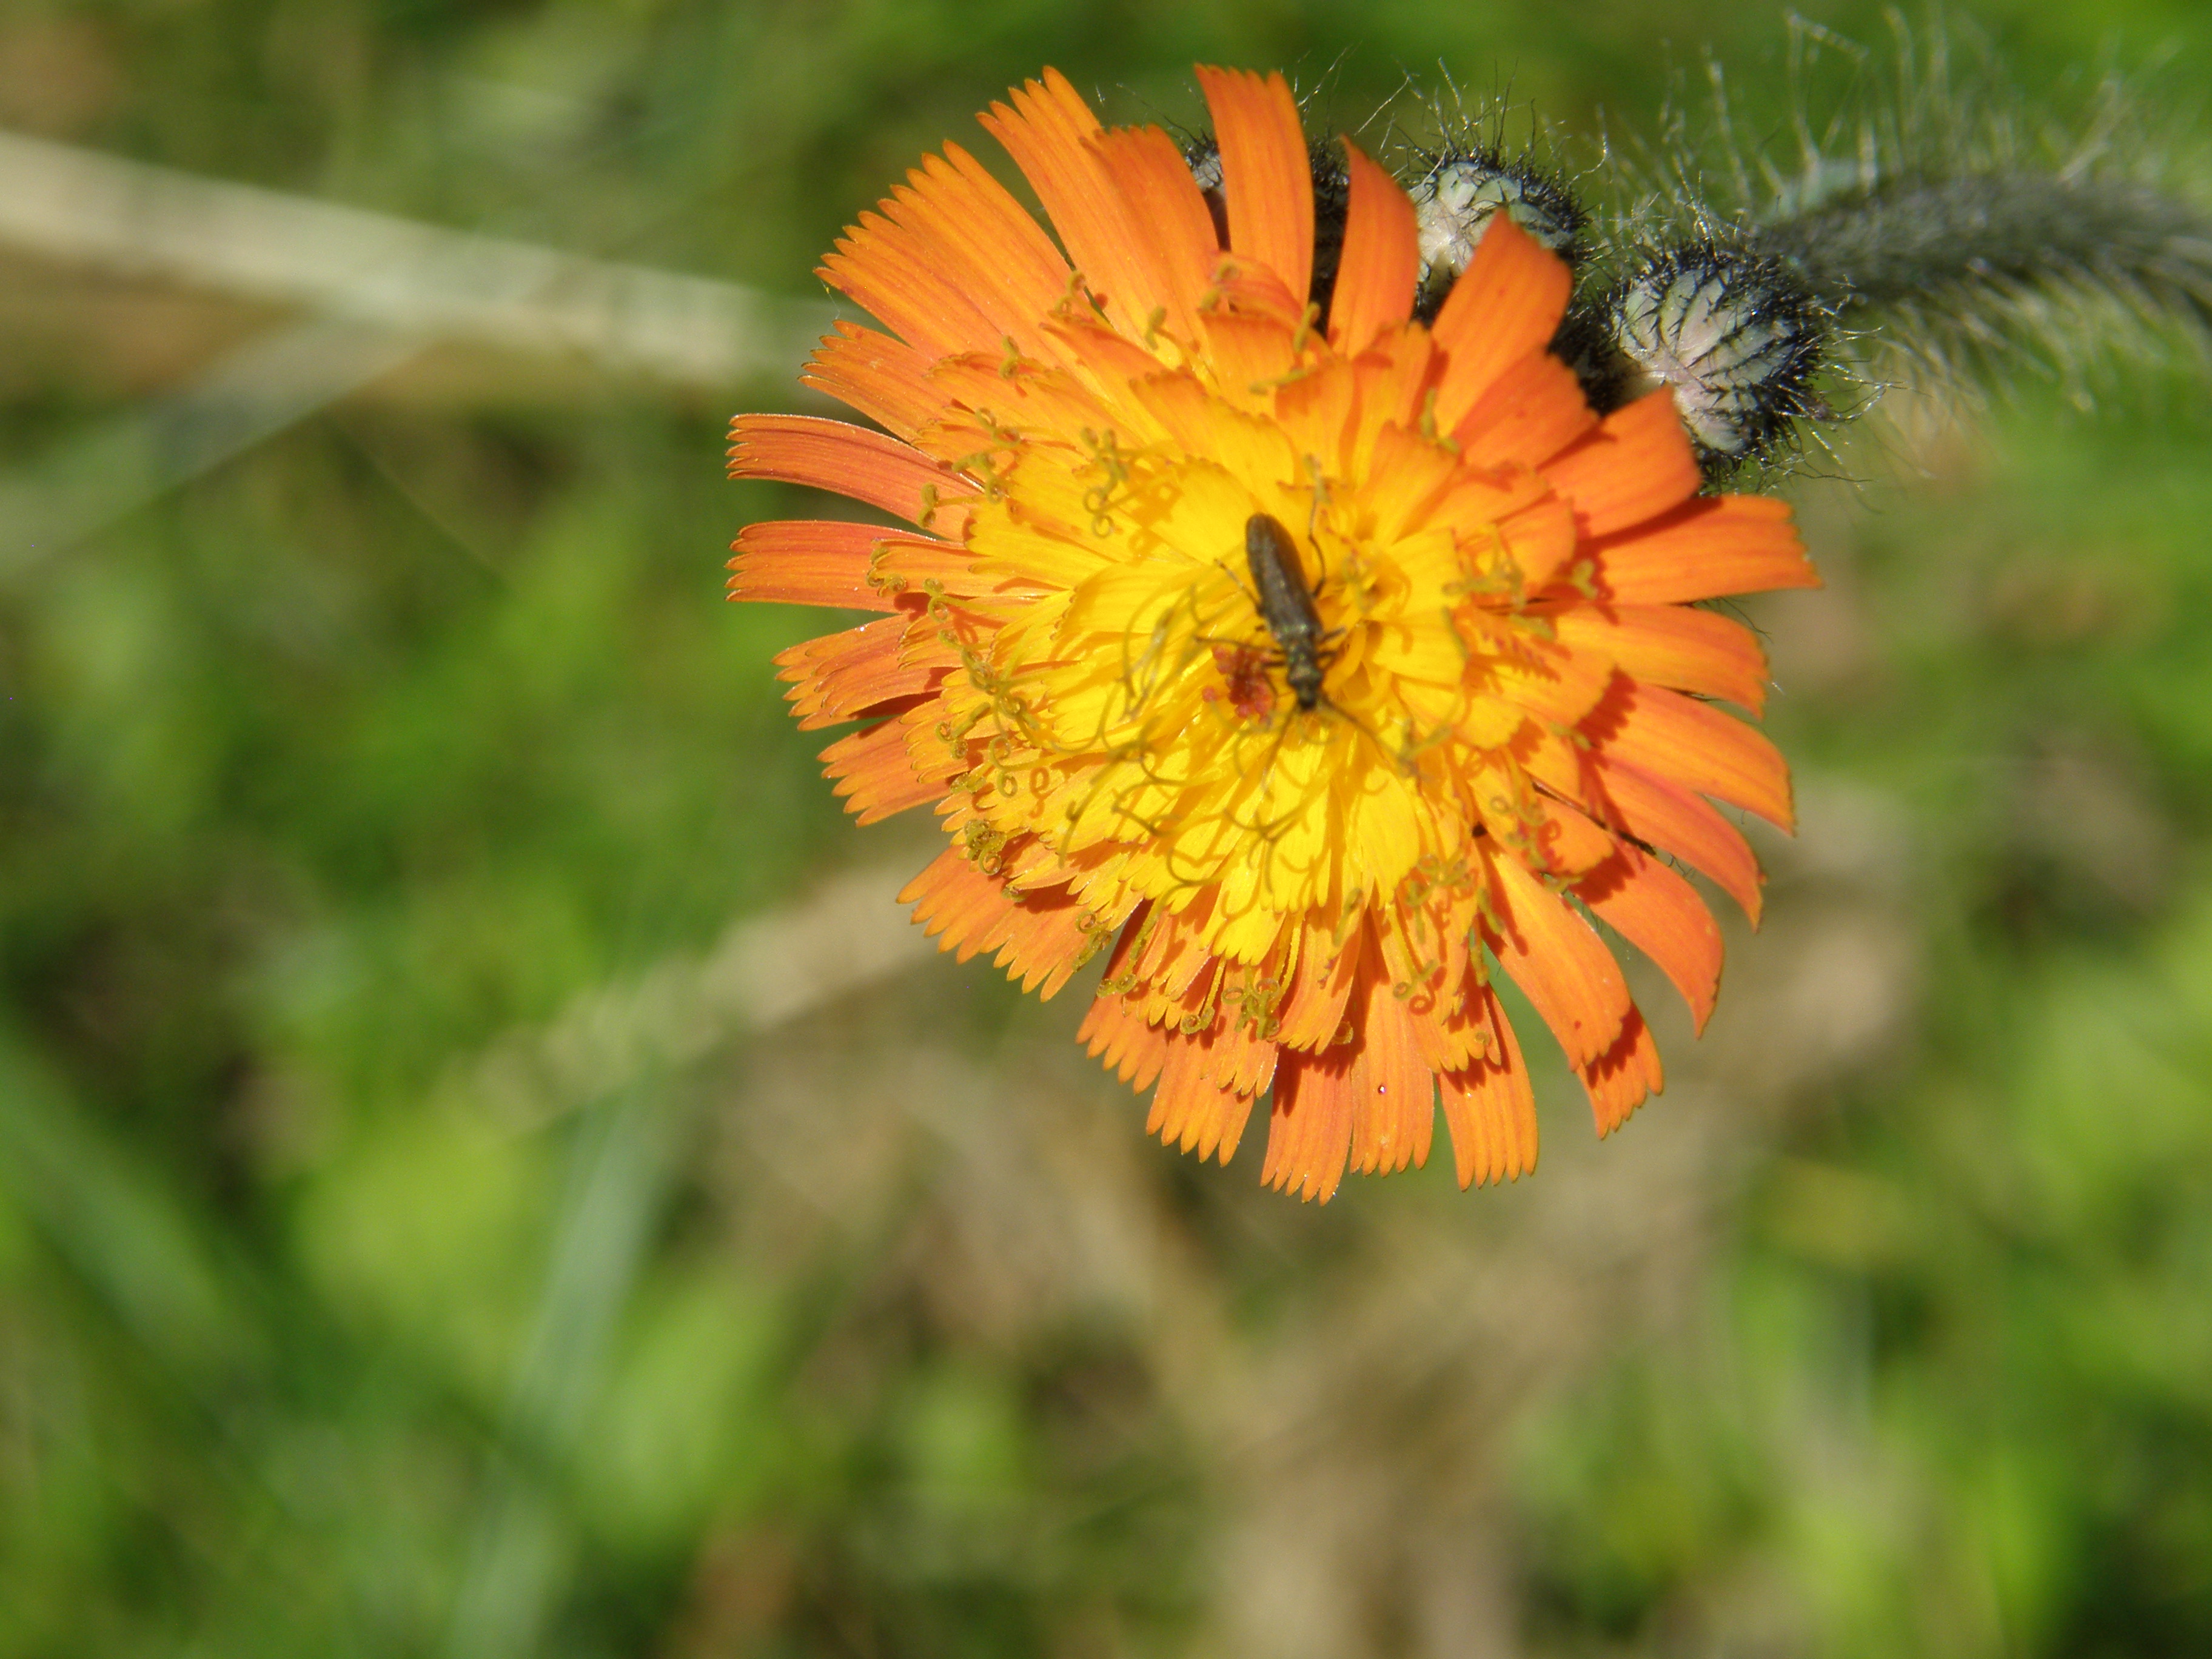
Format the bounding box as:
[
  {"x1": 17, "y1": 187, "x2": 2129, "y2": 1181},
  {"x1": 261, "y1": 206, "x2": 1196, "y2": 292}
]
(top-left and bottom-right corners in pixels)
[{"x1": 1207, "y1": 642, "x2": 1276, "y2": 722}]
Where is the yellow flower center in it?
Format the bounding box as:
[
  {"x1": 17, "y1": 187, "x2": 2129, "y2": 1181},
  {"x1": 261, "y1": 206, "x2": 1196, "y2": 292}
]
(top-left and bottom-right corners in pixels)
[{"x1": 926, "y1": 338, "x2": 1559, "y2": 966}]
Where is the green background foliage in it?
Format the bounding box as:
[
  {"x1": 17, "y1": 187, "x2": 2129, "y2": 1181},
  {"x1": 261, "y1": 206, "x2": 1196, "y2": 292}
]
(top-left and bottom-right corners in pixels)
[{"x1": 2, "y1": 1, "x2": 2210, "y2": 1653}]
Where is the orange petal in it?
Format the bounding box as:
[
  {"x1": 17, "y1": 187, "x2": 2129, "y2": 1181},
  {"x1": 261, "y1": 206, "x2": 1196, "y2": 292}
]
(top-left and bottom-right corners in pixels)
[
  {"x1": 1001, "y1": 832, "x2": 1071, "y2": 890},
  {"x1": 1525, "y1": 789, "x2": 1621, "y2": 879},
  {"x1": 1210, "y1": 1083, "x2": 1260, "y2": 1164},
  {"x1": 900, "y1": 850, "x2": 1097, "y2": 996},
  {"x1": 1272, "y1": 355, "x2": 1358, "y2": 479},
  {"x1": 1586, "y1": 752, "x2": 1766, "y2": 926},
  {"x1": 728, "y1": 415, "x2": 975, "y2": 537},
  {"x1": 1206, "y1": 259, "x2": 1307, "y2": 328},
  {"x1": 1438, "y1": 991, "x2": 1538, "y2": 1188},
  {"x1": 979, "y1": 71, "x2": 1168, "y2": 340},
  {"x1": 883, "y1": 144, "x2": 1073, "y2": 358},
  {"x1": 1430, "y1": 213, "x2": 1574, "y2": 430},
  {"x1": 1566, "y1": 817, "x2": 1726, "y2": 1034},
  {"x1": 1346, "y1": 343, "x2": 1447, "y2": 492},
  {"x1": 927, "y1": 352, "x2": 1118, "y2": 445},
  {"x1": 1168, "y1": 954, "x2": 1289, "y2": 1103},
  {"x1": 1486, "y1": 850, "x2": 1632, "y2": 1069},
  {"x1": 1361, "y1": 418, "x2": 1461, "y2": 545},
  {"x1": 1273, "y1": 911, "x2": 1359, "y2": 1050},
  {"x1": 1493, "y1": 491, "x2": 1579, "y2": 592},
  {"x1": 1263, "y1": 1046, "x2": 1356, "y2": 1203},
  {"x1": 1093, "y1": 123, "x2": 1219, "y2": 340},
  {"x1": 821, "y1": 716, "x2": 950, "y2": 825},
  {"x1": 1127, "y1": 900, "x2": 1219, "y2": 1016},
  {"x1": 1327, "y1": 142, "x2": 1419, "y2": 352},
  {"x1": 1039, "y1": 310, "x2": 1170, "y2": 390},
  {"x1": 774, "y1": 615, "x2": 939, "y2": 729},
  {"x1": 1150, "y1": 1034, "x2": 1260, "y2": 1165},
  {"x1": 1130, "y1": 369, "x2": 1290, "y2": 480},
  {"x1": 1094, "y1": 901, "x2": 1150, "y2": 976},
  {"x1": 1356, "y1": 326, "x2": 1443, "y2": 441},
  {"x1": 899, "y1": 845, "x2": 1004, "y2": 961},
  {"x1": 1158, "y1": 953, "x2": 1227, "y2": 1032},
  {"x1": 1346, "y1": 964, "x2": 1436, "y2": 1178},
  {"x1": 1195, "y1": 66, "x2": 1313, "y2": 309},
  {"x1": 1207, "y1": 1010, "x2": 1281, "y2": 1103},
  {"x1": 820, "y1": 210, "x2": 1005, "y2": 363},
  {"x1": 802, "y1": 323, "x2": 943, "y2": 441},
  {"x1": 945, "y1": 138, "x2": 1080, "y2": 293},
  {"x1": 1541, "y1": 390, "x2": 1701, "y2": 538},
  {"x1": 868, "y1": 534, "x2": 995, "y2": 599},
  {"x1": 1453, "y1": 349, "x2": 1596, "y2": 471},
  {"x1": 1578, "y1": 1006, "x2": 1663, "y2": 1136},
  {"x1": 1199, "y1": 307, "x2": 1302, "y2": 410},
  {"x1": 1390, "y1": 897, "x2": 1496, "y2": 1074},
  {"x1": 1594, "y1": 681, "x2": 1793, "y2": 831},
  {"x1": 1079, "y1": 991, "x2": 1172, "y2": 1091},
  {"x1": 728, "y1": 520, "x2": 902, "y2": 612},
  {"x1": 1426, "y1": 460, "x2": 1549, "y2": 541},
  {"x1": 996, "y1": 886, "x2": 1099, "y2": 998},
  {"x1": 1547, "y1": 602, "x2": 1772, "y2": 712},
  {"x1": 1589, "y1": 495, "x2": 1818, "y2": 605},
  {"x1": 1487, "y1": 633, "x2": 1619, "y2": 733},
  {"x1": 1140, "y1": 916, "x2": 1219, "y2": 1007}
]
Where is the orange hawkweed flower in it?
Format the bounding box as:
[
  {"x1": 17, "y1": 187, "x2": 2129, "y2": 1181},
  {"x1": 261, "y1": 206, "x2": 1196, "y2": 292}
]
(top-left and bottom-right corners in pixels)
[{"x1": 728, "y1": 68, "x2": 1817, "y2": 1201}]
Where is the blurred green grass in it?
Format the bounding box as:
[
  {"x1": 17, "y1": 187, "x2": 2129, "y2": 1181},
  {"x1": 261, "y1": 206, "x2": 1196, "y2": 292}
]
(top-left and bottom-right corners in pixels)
[{"x1": 4, "y1": 1, "x2": 2212, "y2": 1655}]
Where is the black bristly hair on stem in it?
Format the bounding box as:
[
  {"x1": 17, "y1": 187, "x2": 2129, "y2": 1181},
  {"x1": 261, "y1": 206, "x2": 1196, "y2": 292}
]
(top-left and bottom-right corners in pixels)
[
  {"x1": 1739, "y1": 15, "x2": 2212, "y2": 408},
  {"x1": 1755, "y1": 170, "x2": 2212, "y2": 353}
]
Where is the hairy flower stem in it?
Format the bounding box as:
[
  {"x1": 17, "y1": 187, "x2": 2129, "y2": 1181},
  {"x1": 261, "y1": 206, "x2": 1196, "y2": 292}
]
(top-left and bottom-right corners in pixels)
[{"x1": 1752, "y1": 170, "x2": 2212, "y2": 328}]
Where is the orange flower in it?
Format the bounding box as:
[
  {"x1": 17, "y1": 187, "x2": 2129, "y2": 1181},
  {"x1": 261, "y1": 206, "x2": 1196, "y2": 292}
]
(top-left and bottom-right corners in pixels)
[{"x1": 728, "y1": 68, "x2": 1817, "y2": 1201}]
